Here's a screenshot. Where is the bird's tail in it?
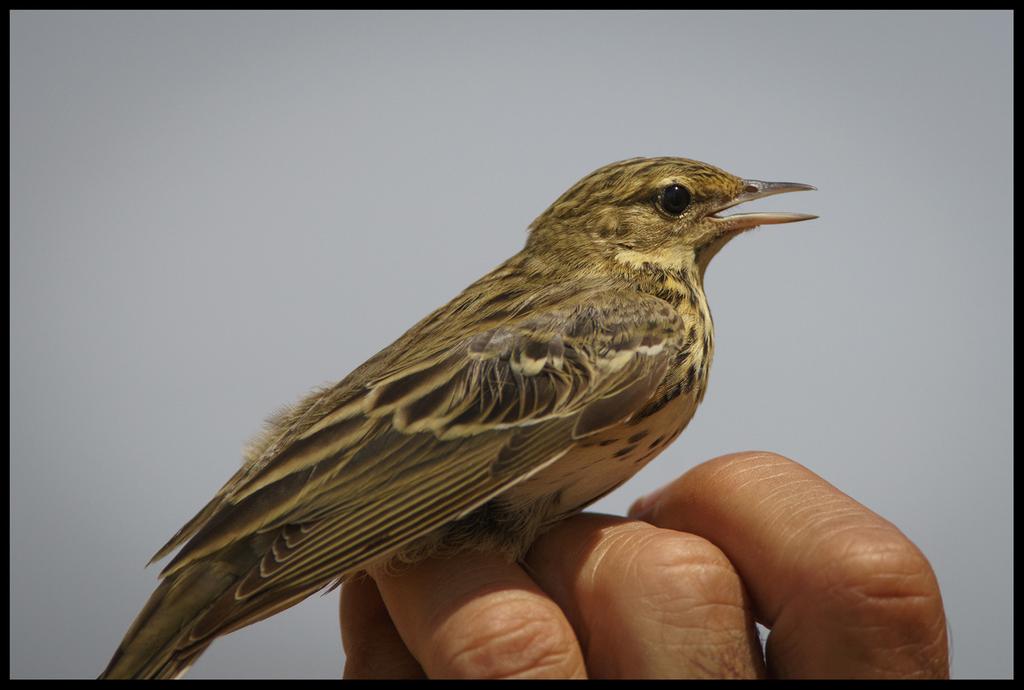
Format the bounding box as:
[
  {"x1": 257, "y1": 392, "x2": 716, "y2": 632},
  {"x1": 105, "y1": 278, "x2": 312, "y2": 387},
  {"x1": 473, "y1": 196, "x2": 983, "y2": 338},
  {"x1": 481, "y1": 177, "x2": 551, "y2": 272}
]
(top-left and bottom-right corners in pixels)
[
  {"x1": 99, "y1": 561, "x2": 236, "y2": 679},
  {"x1": 100, "y1": 548, "x2": 331, "y2": 680}
]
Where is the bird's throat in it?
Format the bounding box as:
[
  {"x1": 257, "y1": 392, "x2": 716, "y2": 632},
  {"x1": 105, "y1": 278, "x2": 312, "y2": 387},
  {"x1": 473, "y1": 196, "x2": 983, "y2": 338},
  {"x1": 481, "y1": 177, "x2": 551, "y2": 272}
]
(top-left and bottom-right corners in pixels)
[{"x1": 610, "y1": 249, "x2": 716, "y2": 412}]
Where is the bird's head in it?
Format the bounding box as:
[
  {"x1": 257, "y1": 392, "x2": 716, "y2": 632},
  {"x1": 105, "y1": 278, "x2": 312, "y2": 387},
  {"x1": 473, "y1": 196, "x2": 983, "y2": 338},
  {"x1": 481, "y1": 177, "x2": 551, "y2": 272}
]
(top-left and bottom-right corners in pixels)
[{"x1": 526, "y1": 157, "x2": 816, "y2": 278}]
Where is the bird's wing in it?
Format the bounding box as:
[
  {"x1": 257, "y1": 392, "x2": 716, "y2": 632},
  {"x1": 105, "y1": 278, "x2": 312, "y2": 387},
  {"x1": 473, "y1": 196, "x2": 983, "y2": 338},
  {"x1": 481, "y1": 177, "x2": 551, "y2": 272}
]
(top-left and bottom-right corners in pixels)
[{"x1": 156, "y1": 289, "x2": 687, "y2": 598}]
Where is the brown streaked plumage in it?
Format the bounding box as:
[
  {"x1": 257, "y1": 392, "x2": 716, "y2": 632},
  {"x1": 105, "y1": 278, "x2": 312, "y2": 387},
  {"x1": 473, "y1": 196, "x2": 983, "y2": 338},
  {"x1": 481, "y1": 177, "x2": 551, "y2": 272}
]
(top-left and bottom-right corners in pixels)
[{"x1": 100, "y1": 157, "x2": 815, "y2": 679}]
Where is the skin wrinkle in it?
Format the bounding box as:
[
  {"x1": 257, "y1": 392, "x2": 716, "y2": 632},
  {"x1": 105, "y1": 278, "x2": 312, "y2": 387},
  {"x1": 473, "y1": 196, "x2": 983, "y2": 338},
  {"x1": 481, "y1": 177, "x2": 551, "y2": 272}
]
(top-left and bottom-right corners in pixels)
[
  {"x1": 572, "y1": 526, "x2": 661, "y2": 625},
  {"x1": 524, "y1": 517, "x2": 765, "y2": 678},
  {"x1": 582, "y1": 523, "x2": 650, "y2": 594},
  {"x1": 642, "y1": 599, "x2": 752, "y2": 643},
  {"x1": 725, "y1": 472, "x2": 791, "y2": 497},
  {"x1": 751, "y1": 477, "x2": 827, "y2": 511},
  {"x1": 771, "y1": 507, "x2": 886, "y2": 568},
  {"x1": 691, "y1": 457, "x2": 886, "y2": 552},
  {"x1": 880, "y1": 618, "x2": 950, "y2": 667},
  {"x1": 700, "y1": 454, "x2": 793, "y2": 485},
  {"x1": 767, "y1": 522, "x2": 916, "y2": 626},
  {"x1": 588, "y1": 526, "x2": 760, "y2": 677},
  {"x1": 826, "y1": 586, "x2": 942, "y2": 633},
  {"x1": 769, "y1": 573, "x2": 946, "y2": 679},
  {"x1": 712, "y1": 466, "x2": 794, "y2": 492},
  {"x1": 625, "y1": 533, "x2": 731, "y2": 600},
  {"x1": 642, "y1": 570, "x2": 736, "y2": 624},
  {"x1": 371, "y1": 550, "x2": 588, "y2": 679},
  {"x1": 429, "y1": 584, "x2": 582, "y2": 677},
  {"x1": 428, "y1": 585, "x2": 547, "y2": 639},
  {"x1": 819, "y1": 547, "x2": 942, "y2": 621},
  {"x1": 630, "y1": 453, "x2": 947, "y2": 679},
  {"x1": 685, "y1": 466, "x2": 838, "y2": 547},
  {"x1": 816, "y1": 526, "x2": 925, "y2": 577},
  {"x1": 437, "y1": 608, "x2": 582, "y2": 679}
]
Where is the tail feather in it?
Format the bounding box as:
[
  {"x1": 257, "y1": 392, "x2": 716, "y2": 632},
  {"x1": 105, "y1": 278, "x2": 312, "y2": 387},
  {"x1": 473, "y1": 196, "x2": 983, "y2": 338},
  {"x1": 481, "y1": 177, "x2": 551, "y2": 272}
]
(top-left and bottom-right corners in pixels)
[
  {"x1": 100, "y1": 548, "x2": 335, "y2": 679},
  {"x1": 99, "y1": 563, "x2": 235, "y2": 679}
]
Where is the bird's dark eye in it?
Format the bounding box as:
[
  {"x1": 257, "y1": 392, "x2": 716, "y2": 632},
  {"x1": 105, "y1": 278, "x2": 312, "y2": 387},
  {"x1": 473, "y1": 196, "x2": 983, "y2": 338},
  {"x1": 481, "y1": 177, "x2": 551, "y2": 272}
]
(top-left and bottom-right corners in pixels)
[{"x1": 659, "y1": 183, "x2": 692, "y2": 215}]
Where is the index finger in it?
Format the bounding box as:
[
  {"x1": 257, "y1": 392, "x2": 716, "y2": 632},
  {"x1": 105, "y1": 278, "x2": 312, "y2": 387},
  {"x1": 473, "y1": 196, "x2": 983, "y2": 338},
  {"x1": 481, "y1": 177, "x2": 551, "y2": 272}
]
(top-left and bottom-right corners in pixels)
[{"x1": 629, "y1": 452, "x2": 948, "y2": 679}]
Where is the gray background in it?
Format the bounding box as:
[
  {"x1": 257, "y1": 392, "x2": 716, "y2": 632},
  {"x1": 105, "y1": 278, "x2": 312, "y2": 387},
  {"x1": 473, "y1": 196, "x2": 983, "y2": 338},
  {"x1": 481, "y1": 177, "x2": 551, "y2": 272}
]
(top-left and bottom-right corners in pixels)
[{"x1": 10, "y1": 11, "x2": 1012, "y2": 679}]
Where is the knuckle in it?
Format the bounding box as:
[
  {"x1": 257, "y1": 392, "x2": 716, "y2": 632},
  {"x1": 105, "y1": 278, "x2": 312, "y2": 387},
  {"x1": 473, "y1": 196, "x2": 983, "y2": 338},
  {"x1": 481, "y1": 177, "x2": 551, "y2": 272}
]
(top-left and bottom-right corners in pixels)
[
  {"x1": 630, "y1": 530, "x2": 733, "y2": 580},
  {"x1": 435, "y1": 596, "x2": 580, "y2": 678},
  {"x1": 819, "y1": 529, "x2": 947, "y2": 655},
  {"x1": 626, "y1": 530, "x2": 746, "y2": 613}
]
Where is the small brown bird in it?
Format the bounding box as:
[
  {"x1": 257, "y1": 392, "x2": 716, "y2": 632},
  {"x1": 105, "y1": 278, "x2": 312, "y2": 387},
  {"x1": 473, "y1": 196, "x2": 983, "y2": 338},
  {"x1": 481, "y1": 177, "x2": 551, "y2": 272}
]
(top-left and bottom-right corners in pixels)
[{"x1": 101, "y1": 157, "x2": 815, "y2": 678}]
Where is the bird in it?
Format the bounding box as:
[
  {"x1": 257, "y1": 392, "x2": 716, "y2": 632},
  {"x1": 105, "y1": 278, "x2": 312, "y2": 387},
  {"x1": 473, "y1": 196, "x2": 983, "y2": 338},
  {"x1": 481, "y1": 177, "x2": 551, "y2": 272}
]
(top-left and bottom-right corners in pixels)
[{"x1": 100, "y1": 156, "x2": 815, "y2": 679}]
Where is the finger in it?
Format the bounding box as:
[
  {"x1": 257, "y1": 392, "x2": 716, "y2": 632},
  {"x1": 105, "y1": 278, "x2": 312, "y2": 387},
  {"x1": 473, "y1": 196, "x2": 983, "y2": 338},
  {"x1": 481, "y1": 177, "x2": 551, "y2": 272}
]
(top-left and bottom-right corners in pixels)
[
  {"x1": 340, "y1": 573, "x2": 425, "y2": 679},
  {"x1": 371, "y1": 551, "x2": 587, "y2": 678},
  {"x1": 526, "y1": 514, "x2": 766, "y2": 679},
  {"x1": 629, "y1": 452, "x2": 949, "y2": 678}
]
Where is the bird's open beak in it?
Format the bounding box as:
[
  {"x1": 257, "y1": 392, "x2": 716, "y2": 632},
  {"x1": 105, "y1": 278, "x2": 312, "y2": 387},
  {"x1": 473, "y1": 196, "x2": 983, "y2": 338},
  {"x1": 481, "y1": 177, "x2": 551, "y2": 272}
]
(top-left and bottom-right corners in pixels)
[{"x1": 710, "y1": 180, "x2": 817, "y2": 233}]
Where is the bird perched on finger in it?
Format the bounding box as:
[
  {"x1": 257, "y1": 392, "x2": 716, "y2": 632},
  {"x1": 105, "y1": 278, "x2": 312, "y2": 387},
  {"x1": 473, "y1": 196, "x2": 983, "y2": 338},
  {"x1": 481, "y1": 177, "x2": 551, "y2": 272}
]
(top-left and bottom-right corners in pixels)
[{"x1": 100, "y1": 156, "x2": 815, "y2": 679}]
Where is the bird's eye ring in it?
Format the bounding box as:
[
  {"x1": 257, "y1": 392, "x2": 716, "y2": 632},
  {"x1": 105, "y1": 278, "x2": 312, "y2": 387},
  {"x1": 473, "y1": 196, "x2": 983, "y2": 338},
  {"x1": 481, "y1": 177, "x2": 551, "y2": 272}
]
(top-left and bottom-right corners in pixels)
[{"x1": 658, "y1": 183, "x2": 692, "y2": 216}]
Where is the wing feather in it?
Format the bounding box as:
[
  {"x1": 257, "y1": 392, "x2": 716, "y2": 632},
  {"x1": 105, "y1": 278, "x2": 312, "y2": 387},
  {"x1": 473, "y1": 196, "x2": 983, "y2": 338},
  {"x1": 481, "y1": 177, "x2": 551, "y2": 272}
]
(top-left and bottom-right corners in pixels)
[{"x1": 158, "y1": 289, "x2": 688, "y2": 607}]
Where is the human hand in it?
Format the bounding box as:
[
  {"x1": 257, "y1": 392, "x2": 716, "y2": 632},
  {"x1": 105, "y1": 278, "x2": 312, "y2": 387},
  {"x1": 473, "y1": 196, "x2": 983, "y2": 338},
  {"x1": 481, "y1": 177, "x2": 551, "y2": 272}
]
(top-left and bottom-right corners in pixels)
[{"x1": 339, "y1": 452, "x2": 948, "y2": 678}]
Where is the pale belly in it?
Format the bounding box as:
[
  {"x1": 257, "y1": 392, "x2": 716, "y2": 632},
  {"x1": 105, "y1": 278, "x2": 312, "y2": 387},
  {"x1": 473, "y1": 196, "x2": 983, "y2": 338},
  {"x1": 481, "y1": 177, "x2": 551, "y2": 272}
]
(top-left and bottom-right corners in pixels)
[{"x1": 504, "y1": 390, "x2": 700, "y2": 524}]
